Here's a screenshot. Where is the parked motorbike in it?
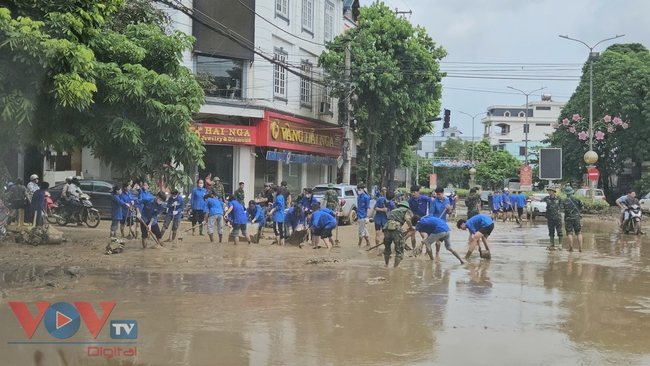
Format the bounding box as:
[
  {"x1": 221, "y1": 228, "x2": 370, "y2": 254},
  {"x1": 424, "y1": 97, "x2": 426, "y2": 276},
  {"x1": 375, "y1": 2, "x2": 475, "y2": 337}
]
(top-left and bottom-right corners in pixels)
[
  {"x1": 44, "y1": 191, "x2": 59, "y2": 224},
  {"x1": 623, "y1": 204, "x2": 643, "y2": 235},
  {"x1": 0, "y1": 199, "x2": 9, "y2": 240},
  {"x1": 56, "y1": 194, "x2": 101, "y2": 228}
]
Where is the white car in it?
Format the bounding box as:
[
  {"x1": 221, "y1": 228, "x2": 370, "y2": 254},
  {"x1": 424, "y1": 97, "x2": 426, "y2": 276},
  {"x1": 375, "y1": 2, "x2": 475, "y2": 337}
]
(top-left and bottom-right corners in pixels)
[
  {"x1": 526, "y1": 193, "x2": 549, "y2": 220},
  {"x1": 640, "y1": 192, "x2": 650, "y2": 213},
  {"x1": 575, "y1": 188, "x2": 607, "y2": 203}
]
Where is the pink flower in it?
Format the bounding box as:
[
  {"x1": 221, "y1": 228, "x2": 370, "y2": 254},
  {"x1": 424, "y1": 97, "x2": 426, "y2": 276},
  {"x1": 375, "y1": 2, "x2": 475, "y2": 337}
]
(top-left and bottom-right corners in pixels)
[
  {"x1": 596, "y1": 131, "x2": 605, "y2": 140},
  {"x1": 578, "y1": 131, "x2": 588, "y2": 140},
  {"x1": 562, "y1": 118, "x2": 570, "y2": 125},
  {"x1": 622, "y1": 122, "x2": 629, "y2": 129},
  {"x1": 607, "y1": 126, "x2": 614, "y2": 133},
  {"x1": 604, "y1": 115, "x2": 612, "y2": 122},
  {"x1": 572, "y1": 114, "x2": 581, "y2": 121},
  {"x1": 569, "y1": 127, "x2": 576, "y2": 133},
  {"x1": 613, "y1": 117, "x2": 622, "y2": 125},
  {"x1": 553, "y1": 123, "x2": 560, "y2": 129}
]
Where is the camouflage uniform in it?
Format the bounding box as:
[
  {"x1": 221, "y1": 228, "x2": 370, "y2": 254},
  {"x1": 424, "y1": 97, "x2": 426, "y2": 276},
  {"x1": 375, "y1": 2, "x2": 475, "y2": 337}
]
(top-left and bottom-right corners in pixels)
[
  {"x1": 562, "y1": 195, "x2": 583, "y2": 235},
  {"x1": 542, "y1": 195, "x2": 563, "y2": 237},
  {"x1": 210, "y1": 183, "x2": 225, "y2": 201},
  {"x1": 465, "y1": 193, "x2": 480, "y2": 219},
  {"x1": 382, "y1": 207, "x2": 412, "y2": 259},
  {"x1": 325, "y1": 189, "x2": 339, "y2": 211},
  {"x1": 234, "y1": 188, "x2": 245, "y2": 206}
]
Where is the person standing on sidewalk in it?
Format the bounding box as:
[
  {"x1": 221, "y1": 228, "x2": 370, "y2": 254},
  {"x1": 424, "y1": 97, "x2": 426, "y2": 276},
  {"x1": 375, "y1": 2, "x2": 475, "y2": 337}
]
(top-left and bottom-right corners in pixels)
[
  {"x1": 530, "y1": 187, "x2": 563, "y2": 247},
  {"x1": 234, "y1": 182, "x2": 245, "y2": 206},
  {"x1": 210, "y1": 176, "x2": 225, "y2": 201},
  {"x1": 561, "y1": 186, "x2": 583, "y2": 252},
  {"x1": 383, "y1": 201, "x2": 414, "y2": 268},
  {"x1": 356, "y1": 183, "x2": 371, "y2": 247},
  {"x1": 465, "y1": 188, "x2": 480, "y2": 219}
]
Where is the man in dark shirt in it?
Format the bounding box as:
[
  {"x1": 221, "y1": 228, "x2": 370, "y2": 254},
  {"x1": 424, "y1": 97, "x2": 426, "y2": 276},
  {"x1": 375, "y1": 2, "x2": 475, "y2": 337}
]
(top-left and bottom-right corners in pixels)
[{"x1": 280, "y1": 181, "x2": 291, "y2": 209}]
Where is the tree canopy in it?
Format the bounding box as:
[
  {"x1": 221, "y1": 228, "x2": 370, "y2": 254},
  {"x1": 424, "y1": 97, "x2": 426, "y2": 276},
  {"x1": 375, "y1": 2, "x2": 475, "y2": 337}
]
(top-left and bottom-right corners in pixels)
[
  {"x1": 0, "y1": 0, "x2": 204, "y2": 186},
  {"x1": 549, "y1": 43, "x2": 650, "y2": 198},
  {"x1": 319, "y1": 1, "x2": 446, "y2": 188},
  {"x1": 474, "y1": 140, "x2": 521, "y2": 189}
]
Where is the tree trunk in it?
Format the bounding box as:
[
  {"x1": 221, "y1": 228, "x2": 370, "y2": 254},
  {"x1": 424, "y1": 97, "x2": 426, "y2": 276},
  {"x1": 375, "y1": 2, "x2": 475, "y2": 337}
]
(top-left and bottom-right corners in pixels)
[
  {"x1": 365, "y1": 111, "x2": 375, "y2": 188},
  {"x1": 387, "y1": 133, "x2": 398, "y2": 191}
]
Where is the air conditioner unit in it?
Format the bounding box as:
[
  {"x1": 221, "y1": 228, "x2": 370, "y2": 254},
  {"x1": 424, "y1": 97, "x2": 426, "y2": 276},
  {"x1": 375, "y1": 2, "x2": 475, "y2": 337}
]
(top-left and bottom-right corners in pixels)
[{"x1": 319, "y1": 101, "x2": 331, "y2": 114}]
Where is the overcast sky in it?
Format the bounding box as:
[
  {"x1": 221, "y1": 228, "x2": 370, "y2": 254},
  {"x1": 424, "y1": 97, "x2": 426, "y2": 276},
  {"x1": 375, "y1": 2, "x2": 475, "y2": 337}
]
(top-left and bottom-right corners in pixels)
[{"x1": 359, "y1": 0, "x2": 650, "y2": 138}]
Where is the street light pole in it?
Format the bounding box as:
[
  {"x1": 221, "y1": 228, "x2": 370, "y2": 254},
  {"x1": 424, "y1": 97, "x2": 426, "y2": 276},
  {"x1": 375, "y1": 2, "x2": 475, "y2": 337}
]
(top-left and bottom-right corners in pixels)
[
  {"x1": 506, "y1": 86, "x2": 547, "y2": 166},
  {"x1": 458, "y1": 111, "x2": 483, "y2": 163},
  {"x1": 559, "y1": 34, "x2": 625, "y2": 198}
]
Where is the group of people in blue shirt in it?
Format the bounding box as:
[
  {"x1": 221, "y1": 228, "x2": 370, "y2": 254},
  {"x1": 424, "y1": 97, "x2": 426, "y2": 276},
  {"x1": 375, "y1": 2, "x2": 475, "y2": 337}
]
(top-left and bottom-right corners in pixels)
[
  {"x1": 489, "y1": 189, "x2": 527, "y2": 225},
  {"x1": 405, "y1": 186, "x2": 454, "y2": 252},
  {"x1": 110, "y1": 181, "x2": 167, "y2": 249}
]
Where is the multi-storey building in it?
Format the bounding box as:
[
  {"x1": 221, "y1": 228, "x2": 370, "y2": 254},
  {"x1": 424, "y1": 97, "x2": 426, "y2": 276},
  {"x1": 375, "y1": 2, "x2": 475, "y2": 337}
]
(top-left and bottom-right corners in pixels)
[{"x1": 481, "y1": 95, "x2": 565, "y2": 162}]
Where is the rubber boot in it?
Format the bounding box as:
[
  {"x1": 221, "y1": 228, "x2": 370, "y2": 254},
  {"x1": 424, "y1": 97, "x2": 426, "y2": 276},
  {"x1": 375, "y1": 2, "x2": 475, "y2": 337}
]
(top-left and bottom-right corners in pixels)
[
  {"x1": 171, "y1": 231, "x2": 177, "y2": 243},
  {"x1": 120, "y1": 225, "x2": 125, "y2": 238},
  {"x1": 394, "y1": 257, "x2": 402, "y2": 268},
  {"x1": 549, "y1": 236, "x2": 555, "y2": 246},
  {"x1": 199, "y1": 226, "x2": 204, "y2": 236},
  {"x1": 558, "y1": 236, "x2": 563, "y2": 245},
  {"x1": 384, "y1": 254, "x2": 391, "y2": 266},
  {"x1": 208, "y1": 233, "x2": 214, "y2": 242},
  {"x1": 192, "y1": 227, "x2": 196, "y2": 236},
  {"x1": 218, "y1": 234, "x2": 223, "y2": 243}
]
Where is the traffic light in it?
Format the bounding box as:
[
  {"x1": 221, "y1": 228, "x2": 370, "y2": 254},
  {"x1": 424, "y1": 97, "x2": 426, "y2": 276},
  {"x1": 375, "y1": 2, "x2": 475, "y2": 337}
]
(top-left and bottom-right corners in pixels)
[{"x1": 443, "y1": 109, "x2": 451, "y2": 129}]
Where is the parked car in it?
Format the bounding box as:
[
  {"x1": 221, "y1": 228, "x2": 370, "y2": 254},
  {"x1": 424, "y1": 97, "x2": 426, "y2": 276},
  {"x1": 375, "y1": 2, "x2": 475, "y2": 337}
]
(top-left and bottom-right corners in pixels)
[
  {"x1": 526, "y1": 193, "x2": 549, "y2": 220},
  {"x1": 49, "y1": 179, "x2": 119, "y2": 219},
  {"x1": 640, "y1": 192, "x2": 650, "y2": 213},
  {"x1": 480, "y1": 190, "x2": 493, "y2": 208},
  {"x1": 575, "y1": 188, "x2": 607, "y2": 202},
  {"x1": 312, "y1": 184, "x2": 376, "y2": 225}
]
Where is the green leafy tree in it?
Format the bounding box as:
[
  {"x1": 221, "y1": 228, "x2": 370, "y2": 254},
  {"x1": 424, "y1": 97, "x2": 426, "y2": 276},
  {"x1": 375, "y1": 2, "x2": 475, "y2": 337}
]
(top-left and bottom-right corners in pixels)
[
  {"x1": 475, "y1": 149, "x2": 521, "y2": 190},
  {"x1": 0, "y1": 0, "x2": 204, "y2": 187},
  {"x1": 319, "y1": 1, "x2": 446, "y2": 188},
  {"x1": 549, "y1": 43, "x2": 650, "y2": 200}
]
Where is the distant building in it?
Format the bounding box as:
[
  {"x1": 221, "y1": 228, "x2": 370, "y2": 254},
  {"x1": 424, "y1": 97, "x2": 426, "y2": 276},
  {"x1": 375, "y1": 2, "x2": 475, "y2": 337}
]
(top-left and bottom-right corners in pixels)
[
  {"x1": 481, "y1": 95, "x2": 565, "y2": 162},
  {"x1": 415, "y1": 127, "x2": 477, "y2": 158}
]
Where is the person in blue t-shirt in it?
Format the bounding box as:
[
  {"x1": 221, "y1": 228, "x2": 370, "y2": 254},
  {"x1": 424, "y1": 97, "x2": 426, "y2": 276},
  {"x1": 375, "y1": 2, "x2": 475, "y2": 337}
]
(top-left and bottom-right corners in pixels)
[
  {"x1": 284, "y1": 203, "x2": 305, "y2": 239},
  {"x1": 501, "y1": 189, "x2": 513, "y2": 222},
  {"x1": 373, "y1": 191, "x2": 395, "y2": 247},
  {"x1": 491, "y1": 191, "x2": 502, "y2": 220},
  {"x1": 268, "y1": 186, "x2": 285, "y2": 246},
  {"x1": 405, "y1": 215, "x2": 464, "y2": 264},
  {"x1": 457, "y1": 214, "x2": 494, "y2": 260},
  {"x1": 137, "y1": 191, "x2": 167, "y2": 249},
  {"x1": 248, "y1": 200, "x2": 266, "y2": 241},
  {"x1": 356, "y1": 183, "x2": 371, "y2": 247},
  {"x1": 430, "y1": 187, "x2": 452, "y2": 221},
  {"x1": 225, "y1": 194, "x2": 251, "y2": 245},
  {"x1": 119, "y1": 182, "x2": 135, "y2": 238},
  {"x1": 110, "y1": 185, "x2": 131, "y2": 238},
  {"x1": 513, "y1": 191, "x2": 526, "y2": 225},
  {"x1": 190, "y1": 179, "x2": 207, "y2": 236},
  {"x1": 203, "y1": 193, "x2": 225, "y2": 243},
  {"x1": 299, "y1": 188, "x2": 318, "y2": 211},
  {"x1": 161, "y1": 189, "x2": 184, "y2": 243},
  {"x1": 408, "y1": 186, "x2": 432, "y2": 250},
  {"x1": 305, "y1": 208, "x2": 337, "y2": 250}
]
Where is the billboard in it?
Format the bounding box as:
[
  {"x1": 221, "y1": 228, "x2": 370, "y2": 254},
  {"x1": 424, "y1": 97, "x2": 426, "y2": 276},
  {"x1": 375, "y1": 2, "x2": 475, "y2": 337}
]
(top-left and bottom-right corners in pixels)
[{"x1": 539, "y1": 148, "x2": 562, "y2": 180}]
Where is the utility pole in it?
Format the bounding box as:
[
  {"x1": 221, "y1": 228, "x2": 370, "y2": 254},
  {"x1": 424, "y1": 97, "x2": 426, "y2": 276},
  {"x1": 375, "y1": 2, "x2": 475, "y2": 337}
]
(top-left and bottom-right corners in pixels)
[
  {"x1": 394, "y1": 8, "x2": 412, "y2": 17},
  {"x1": 342, "y1": 37, "x2": 352, "y2": 184}
]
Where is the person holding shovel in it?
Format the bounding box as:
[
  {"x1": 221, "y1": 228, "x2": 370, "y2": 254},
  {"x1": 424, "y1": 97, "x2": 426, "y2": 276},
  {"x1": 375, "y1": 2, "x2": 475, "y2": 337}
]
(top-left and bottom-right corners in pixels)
[
  {"x1": 161, "y1": 189, "x2": 183, "y2": 243},
  {"x1": 137, "y1": 192, "x2": 167, "y2": 249},
  {"x1": 248, "y1": 200, "x2": 266, "y2": 242},
  {"x1": 305, "y1": 208, "x2": 337, "y2": 250},
  {"x1": 457, "y1": 214, "x2": 494, "y2": 260},
  {"x1": 224, "y1": 193, "x2": 251, "y2": 245},
  {"x1": 110, "y1": 185, "x2": 131, "y2": 239},
  {"x1": 406, "y1": 215, "x2": 464, "y2": 264}
]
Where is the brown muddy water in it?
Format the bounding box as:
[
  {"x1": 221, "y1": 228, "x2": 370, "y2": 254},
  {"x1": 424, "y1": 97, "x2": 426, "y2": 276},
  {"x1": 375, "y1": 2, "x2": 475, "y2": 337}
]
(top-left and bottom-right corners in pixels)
[{"x1": 1, "y1": 220, "x2": 650, "y2": 365}]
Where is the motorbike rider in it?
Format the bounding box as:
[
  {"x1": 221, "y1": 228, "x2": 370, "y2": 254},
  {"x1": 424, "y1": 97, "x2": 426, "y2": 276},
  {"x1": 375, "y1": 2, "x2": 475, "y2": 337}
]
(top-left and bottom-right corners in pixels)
[
  {"x1": 67, "y1": 177, "x2": 84, "y2": 225},
  {"x1": 619, "y1": 190, "x2": 644, "y2": 234},
  {"x1": 26, "y1": 174, "x2": 39, "y2": 201}
]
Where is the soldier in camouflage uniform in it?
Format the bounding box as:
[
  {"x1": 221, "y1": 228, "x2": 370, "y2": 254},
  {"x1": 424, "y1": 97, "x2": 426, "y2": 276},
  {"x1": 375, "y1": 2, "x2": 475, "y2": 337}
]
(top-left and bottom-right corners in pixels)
[
  {"x1": 465, "y1": 188, "x2": 480, "y2": 219},
  {"x1": 383, "y1": 201, "x2": 414, "y2": 268},
  {"x1": 531, "y1": 186, "x2": 563, "y2": 247},
  {"x1": 324, "y1": 183, "x2": 339, "y2": 211},
  {"x1": 562, "y1": 186, "x2": 583, "y2": 252},
  {"x1": 234, "y1": 182, "x2": 245, "y2": 206},
  {"x1": 210, "y1": 177, "x2": 225, "y2": 201}
]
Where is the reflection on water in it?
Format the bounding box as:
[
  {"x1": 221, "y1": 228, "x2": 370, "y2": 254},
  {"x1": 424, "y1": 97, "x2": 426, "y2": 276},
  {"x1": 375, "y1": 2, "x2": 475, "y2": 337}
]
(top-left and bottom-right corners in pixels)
[{"x1": 2, "y1": 222, "x2": 650, "y2": 365}]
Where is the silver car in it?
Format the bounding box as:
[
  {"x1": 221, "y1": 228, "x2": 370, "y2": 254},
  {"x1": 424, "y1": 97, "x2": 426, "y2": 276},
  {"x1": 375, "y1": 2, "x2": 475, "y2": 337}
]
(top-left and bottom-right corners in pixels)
[{"x1": 312, "y1": 184, "x2": 376, "y2": 225}]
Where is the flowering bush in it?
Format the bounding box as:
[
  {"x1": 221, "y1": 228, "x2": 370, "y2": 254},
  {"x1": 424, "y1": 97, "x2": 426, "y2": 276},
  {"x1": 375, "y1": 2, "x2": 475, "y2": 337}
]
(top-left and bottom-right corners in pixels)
[{"x1": 555, "y1": 114, "x2": 629, "y2": 145}]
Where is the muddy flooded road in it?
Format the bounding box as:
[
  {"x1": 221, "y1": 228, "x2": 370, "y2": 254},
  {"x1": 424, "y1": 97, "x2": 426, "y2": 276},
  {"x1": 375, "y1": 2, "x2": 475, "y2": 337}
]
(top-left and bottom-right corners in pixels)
[{"x1": 1, "y1": 218, "x2": 650, "y2": 365}]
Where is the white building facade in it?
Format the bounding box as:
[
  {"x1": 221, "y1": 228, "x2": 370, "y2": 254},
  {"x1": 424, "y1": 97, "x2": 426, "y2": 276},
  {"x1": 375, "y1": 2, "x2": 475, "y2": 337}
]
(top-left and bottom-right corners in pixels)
[
  {"x1": 481, "y1": 97, "x2": 565, "y2": 162},
  {"x1": 415, "y1": 127, "x2": 476, "y2": 159},
  {"x1": 56, "y1": 0, "x2": 360, "y2": 199}
]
